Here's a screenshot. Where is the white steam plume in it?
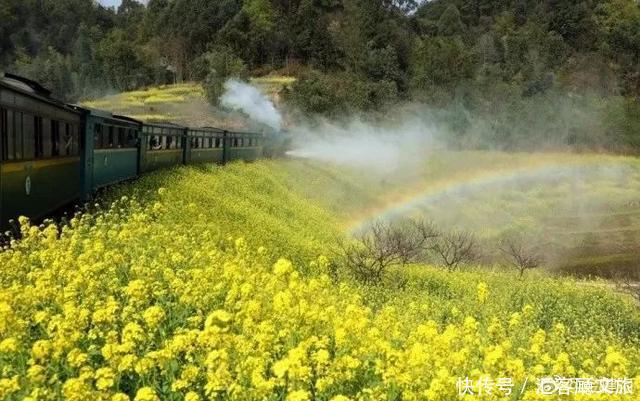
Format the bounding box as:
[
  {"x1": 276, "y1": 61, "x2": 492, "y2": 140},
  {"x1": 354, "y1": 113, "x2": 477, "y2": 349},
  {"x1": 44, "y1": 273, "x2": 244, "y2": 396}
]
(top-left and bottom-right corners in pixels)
[
  {"x1": 287, "y1": 117, "x2": 436, "y2": 174},
  {"x1": 220, "y1": 79, "x2": 282, "y2": 130}
]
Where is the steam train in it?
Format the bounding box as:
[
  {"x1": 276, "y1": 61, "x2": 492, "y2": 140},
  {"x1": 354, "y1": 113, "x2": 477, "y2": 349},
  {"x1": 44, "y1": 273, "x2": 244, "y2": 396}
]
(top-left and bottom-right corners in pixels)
[{"x1": 0, "y1": 73, "x2": 276, "y2": 230}]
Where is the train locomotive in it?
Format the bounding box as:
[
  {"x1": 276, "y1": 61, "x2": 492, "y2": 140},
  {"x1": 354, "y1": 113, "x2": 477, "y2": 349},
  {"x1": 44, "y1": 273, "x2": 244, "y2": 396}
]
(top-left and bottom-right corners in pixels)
[{"x1": 0, "y1": 73, "x2": 268, "y2": 231}]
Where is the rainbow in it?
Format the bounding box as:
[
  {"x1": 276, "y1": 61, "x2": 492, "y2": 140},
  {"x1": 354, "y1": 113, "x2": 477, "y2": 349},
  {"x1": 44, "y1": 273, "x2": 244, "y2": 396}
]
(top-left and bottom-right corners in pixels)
[{"x1": 346, "y1": 153, "x2": 634, "y2": 233}]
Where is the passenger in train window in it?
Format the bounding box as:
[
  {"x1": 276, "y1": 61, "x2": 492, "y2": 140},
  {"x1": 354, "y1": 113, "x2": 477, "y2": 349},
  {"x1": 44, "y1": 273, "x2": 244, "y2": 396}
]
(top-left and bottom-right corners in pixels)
[{"x1": 150, "y1": 135, "x2": 162, "y2": 150}]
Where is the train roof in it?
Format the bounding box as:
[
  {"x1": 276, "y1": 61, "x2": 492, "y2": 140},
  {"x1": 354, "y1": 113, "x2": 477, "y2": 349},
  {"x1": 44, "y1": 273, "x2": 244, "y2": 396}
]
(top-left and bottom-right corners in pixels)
[
  {"x1": 69, "y1": 104, "x2": 142, "y2": 126},
  {"x1": 0, "y1": 73, "x2": 78, "y2": 113},
  {"x1": 143, "y1": 121, "x2": 187, "y2": 129}
]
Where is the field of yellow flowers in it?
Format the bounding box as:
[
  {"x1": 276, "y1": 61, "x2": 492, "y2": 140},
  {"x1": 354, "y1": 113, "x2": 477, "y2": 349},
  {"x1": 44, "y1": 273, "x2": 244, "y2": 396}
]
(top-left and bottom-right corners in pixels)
[{"x1": 1, "y1": 159, "x2": 640, "y2": 401}]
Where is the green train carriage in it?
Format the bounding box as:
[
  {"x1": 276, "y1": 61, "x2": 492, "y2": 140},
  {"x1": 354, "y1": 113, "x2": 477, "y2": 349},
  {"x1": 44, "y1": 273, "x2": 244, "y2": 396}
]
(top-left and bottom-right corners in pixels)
[
  {"x1": 140, "y1": 123, "x2": 187, "y2": 172},
  {"x1": 0, "y1": 74, "x2": 82, "y2": 230},
  {"x1": 225, "y1": 131, "x2": 263, "y2": 162},
  {"x1": 79, "y1": 109, "x2": 140, "y2": 198},
  {"x1": 186, "y1": 127, "x2": 226, "y2": 164}
]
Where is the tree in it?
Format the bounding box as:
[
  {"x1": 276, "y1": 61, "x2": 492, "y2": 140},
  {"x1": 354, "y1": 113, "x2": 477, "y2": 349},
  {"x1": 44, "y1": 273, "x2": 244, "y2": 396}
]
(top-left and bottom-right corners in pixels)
[
  {"x1": 117, "y1": 0, "x2": 145, "y2": 31},
  {"x1": 14, "y1": 47, "x2": 75, "y2": 101},
  {"x1": 202, "y1": 47, "x2": 248, "y2": 106},
  {"x1": 498, "y1": 234, "x2": 544, "y2": 277},
  {"x1": 431, "y1": 230, "x2": 479, "y2": 271},
  {"x1": 614, "y1": 271, "x2": 640, "y2": 303},
  {"x1": 96, "y1": 29, "x2": 146, "y2": 91},
  {"x1": 437, "y1": 4, "x2": 466, "y2": 37},
  {"x1": 410, "y1": 36, "x2": 472, "y2": 90},
  {"x1": 338, "y1": 219, "x2": 438, "y2": 284}
]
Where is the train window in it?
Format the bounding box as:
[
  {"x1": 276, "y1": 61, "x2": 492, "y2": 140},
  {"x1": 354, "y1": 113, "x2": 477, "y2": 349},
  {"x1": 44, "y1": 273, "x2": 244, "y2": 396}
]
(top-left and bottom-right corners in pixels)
[
  {"x1": 21, "y1": 114, "x2": 33, "y2": 160},
  {"x1": 166, "y1": 135, "x2": 173, "y2": 149},
  {"x1": 0, "y1": 108, "x2": 6, "y2": 160},
  {"x1": 14, "y1": 112, "x2": 23, "y2": 159},
  {"x1": 62, "y1": 123, "x2": 72, "y2": 156},
  {"x1": 150, "y1": 135, "x2": 162, "y2": 150},
  {"x1": 94, "y1": 124, "x2": 103, "y2": 149},
  {"x1": 214, "y1": 137, "x2": 220, "y2": 148},
  {"x1": 107, "y1": 126, "x2": 114, "y2": 148},
  {"x1": 71, "y1": 125, "x2": 79, "y2": 155},
  {"x1": 118, "y1": 128, "x2": 125, "y2": 148},
  {"x1": 4, "y1": 110, "x2": 13, "y2": 160},
  {"x1": 126, "y1": 129, "x2": 136, "y2": 147},
  {"x1": 233, "y1": 138, "x2": 238, "y2": 147},
  {"x1": 51, "y1": 120, "x2": 60, "y2": 157},
  {"x1": 4, "y1": 109, "x2": 15, "y2": 160},
  {"x1": 33, "y1": 116, "x2": 43, "y2": 158}
]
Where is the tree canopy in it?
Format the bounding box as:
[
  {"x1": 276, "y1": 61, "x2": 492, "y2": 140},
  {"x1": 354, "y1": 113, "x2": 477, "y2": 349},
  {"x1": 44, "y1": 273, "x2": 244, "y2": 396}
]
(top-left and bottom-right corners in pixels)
[{"x1": 1, "y1": 0, "x2": 640, "y2": 150}]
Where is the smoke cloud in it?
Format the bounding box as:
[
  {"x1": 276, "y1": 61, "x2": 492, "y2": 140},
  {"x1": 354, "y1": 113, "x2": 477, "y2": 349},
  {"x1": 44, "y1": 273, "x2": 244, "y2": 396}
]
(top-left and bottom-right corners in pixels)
[
  {"x1": 220, "y1": 79, "x2": 283, "y2": 130},
  {"x1": 287, "y1": 117, "x2": 437, "y2": 174}
]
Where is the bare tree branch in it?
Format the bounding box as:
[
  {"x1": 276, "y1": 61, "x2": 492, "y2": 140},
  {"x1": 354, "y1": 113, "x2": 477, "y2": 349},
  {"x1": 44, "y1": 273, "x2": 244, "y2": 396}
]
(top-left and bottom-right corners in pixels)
[
  {"x1": 498, "y1": 234, "x2": 544, "y2": 277},
  {"x1": 431, "y1": 229, "x2": 479, "y2": 271}
]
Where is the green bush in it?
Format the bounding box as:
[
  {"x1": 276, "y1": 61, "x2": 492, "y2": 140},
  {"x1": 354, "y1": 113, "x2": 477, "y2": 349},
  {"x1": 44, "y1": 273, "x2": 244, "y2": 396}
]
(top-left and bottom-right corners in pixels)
[{"x1": 285, "y1": 70, "x2": 398, "y2": 116}]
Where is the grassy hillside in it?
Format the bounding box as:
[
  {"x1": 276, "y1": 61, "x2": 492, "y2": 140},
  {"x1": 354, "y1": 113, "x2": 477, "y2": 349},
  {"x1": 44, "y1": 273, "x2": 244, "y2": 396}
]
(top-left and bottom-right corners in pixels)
[
  {"x1": 80, "y1": 77, "x2": 294, "y2": 130},
  {"x1": 1, "y1": 157, "x2": 639, "y2": 400}
]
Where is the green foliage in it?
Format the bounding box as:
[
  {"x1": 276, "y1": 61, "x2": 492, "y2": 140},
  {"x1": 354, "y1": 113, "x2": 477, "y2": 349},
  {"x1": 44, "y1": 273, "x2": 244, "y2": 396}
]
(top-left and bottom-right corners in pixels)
[
  {"x1": 201, "y1": 47, "x2": 248, "y2": 106},
  {"x1": 96, "y1": 29, "x2": 145, "y2": 92},
  {"x1": 13, "y1": 47, "x2": 74, "y2": 102},
  {"x1": 437, "y1": 4, "x2": 466, "y2": 36},
  {"x1": 285, "y1": 70, "x2": 398, "y2": 116},
  {"x1": 1, "y1": 0, "x2": 640, "y2": 152},
  {"x1": 410, "y1": 37, "x2": 472, "y2": 90},
  {"x1": 243, "y1": 0, "x2": 276, "y2": 33}
]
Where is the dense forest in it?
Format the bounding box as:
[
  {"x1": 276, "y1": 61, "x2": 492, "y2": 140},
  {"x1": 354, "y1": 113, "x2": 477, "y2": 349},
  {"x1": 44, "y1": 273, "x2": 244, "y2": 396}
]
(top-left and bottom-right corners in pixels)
[{"x1": 1, "y1": 0, "x2": 640, "y2": 150}]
